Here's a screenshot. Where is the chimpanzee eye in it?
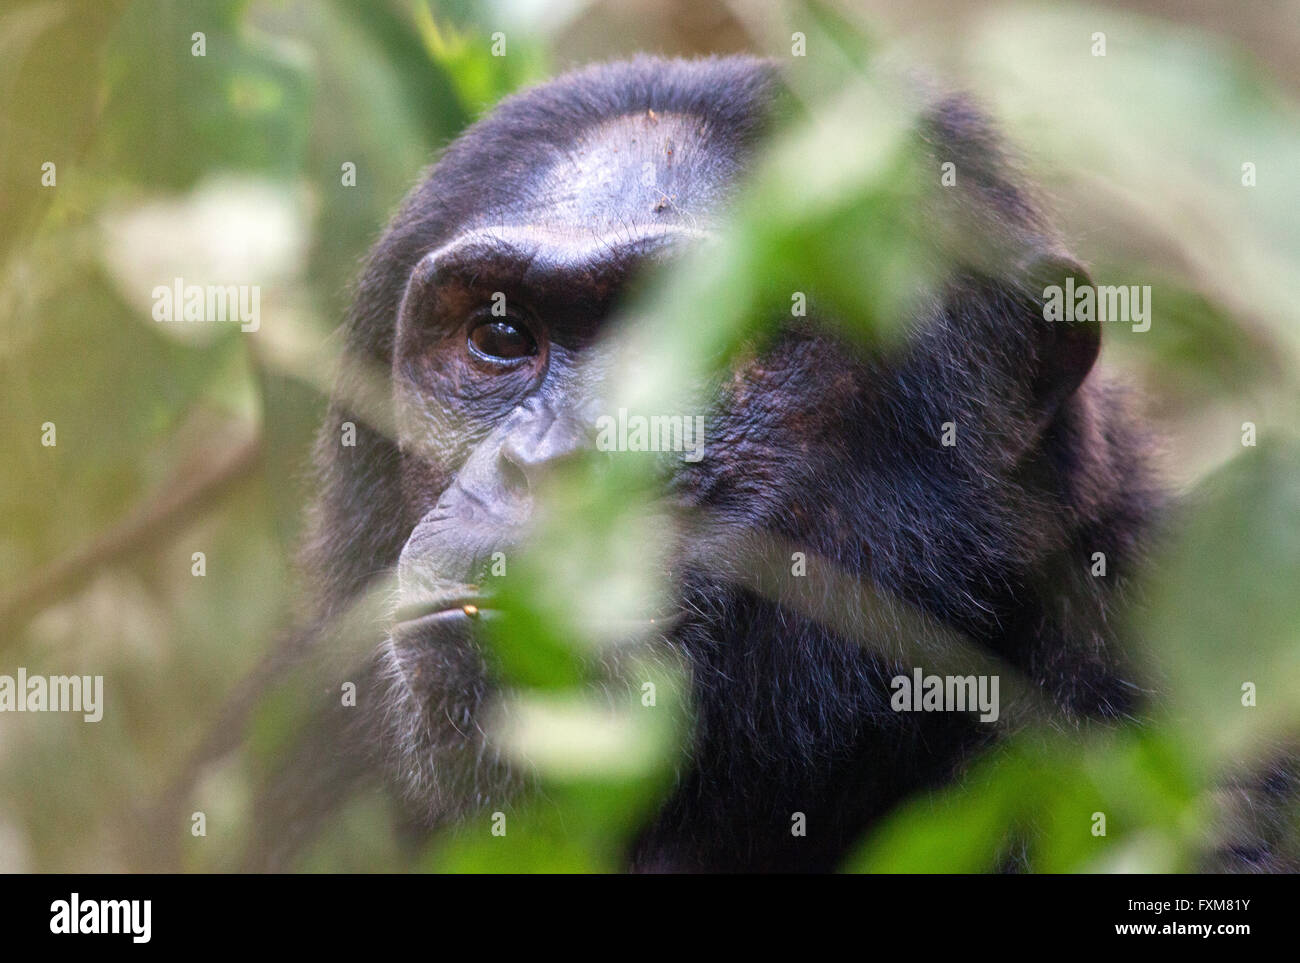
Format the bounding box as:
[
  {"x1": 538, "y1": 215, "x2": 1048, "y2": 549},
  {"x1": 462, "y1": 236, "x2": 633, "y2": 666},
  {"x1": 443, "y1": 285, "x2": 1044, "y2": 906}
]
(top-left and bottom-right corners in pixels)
[{"x1": 467, "y1": 318, "x2": 537, "y2": 362}]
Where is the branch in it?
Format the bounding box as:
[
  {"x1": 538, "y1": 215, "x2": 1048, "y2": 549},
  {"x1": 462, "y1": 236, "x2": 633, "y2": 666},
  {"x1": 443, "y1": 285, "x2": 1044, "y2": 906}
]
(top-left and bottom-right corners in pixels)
[{"x1": 0, "y1": 435, "x2": 263, "y2": 643}]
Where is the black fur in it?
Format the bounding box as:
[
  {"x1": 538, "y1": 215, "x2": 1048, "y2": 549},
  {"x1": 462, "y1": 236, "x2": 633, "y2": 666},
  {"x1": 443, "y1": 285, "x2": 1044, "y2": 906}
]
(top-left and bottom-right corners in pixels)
[{"x1": 267, "y1": 55, "x2": 1168, "y2": 873}]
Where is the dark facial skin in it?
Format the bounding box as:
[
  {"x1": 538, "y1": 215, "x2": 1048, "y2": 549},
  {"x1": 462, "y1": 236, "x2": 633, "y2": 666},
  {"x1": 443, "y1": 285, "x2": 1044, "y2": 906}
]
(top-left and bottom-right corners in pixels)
[
  {"x1": 288, "y1": 57, "x2": 1162, "y2": 871},
  {"x1": 392, "y1": 109, "x2": 730, "y2": 544},
  {"x1": 378, "y1": 108, "x2": 754, "y2": 822}
]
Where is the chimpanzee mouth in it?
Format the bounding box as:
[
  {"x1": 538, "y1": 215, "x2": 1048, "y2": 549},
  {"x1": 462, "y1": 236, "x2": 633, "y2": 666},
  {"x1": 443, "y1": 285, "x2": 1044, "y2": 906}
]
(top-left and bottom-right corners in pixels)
[
  {"x1": 391, "y1": 593, "x2": 495, "y2": 631},
  {"x1": 391, "y1": 594, "x2": 682, "y2": 644}
]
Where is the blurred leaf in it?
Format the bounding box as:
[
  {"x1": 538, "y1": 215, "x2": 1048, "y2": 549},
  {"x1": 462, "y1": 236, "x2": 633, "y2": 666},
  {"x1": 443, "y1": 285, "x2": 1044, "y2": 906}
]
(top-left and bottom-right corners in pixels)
[
  {"x1": 968, "y1": 4, "x2": 1300, "y2": 371},
  {"x1": 1141, "y1": 438, "x2": 1300, "y2": 763},
  {"x1": 846, "y1": 742, "x2": 1036, "y2": 873},
  {"x1": 98, "y1": 0, "x2": 312, "y2": 188},
  {"x1": 0, "y1": 0, "x2": 127, "y2": 261}
]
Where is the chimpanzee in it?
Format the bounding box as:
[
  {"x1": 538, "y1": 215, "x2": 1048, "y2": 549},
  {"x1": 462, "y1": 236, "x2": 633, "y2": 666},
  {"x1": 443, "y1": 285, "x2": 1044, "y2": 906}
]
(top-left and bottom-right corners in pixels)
[{"x1": 261, "y1": 55, "x2": 1174, "y2": 872}]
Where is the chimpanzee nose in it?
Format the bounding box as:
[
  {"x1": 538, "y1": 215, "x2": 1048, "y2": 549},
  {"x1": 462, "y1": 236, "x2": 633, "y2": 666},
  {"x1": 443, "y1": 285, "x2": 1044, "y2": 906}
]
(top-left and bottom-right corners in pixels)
[{"x1": 497, "y1": 396, "x2": 590, "y2": 496}]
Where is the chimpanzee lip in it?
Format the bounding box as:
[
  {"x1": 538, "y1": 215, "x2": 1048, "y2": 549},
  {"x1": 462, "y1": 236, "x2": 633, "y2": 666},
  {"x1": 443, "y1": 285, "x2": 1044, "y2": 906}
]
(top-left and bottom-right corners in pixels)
[
  {"x1": 392, "y1": 594, "x2": 494, "y2": 628},
  {"x1": 392, "y1": 593, "x2": 683, "y2": 638}
]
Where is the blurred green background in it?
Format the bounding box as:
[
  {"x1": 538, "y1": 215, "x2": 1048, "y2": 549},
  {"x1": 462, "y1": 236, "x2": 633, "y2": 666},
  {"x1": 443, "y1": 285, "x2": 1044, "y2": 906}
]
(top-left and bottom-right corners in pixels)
[{"x1": 1, "y1": 0, "x2": 1298, "y2": 872}]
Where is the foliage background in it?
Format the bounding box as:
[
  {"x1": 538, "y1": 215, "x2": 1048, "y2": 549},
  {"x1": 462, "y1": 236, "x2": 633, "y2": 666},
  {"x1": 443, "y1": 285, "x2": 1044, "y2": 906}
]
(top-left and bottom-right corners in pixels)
[{"x1": 1, "y1": 0, "x2": 1298, "y2": 871}]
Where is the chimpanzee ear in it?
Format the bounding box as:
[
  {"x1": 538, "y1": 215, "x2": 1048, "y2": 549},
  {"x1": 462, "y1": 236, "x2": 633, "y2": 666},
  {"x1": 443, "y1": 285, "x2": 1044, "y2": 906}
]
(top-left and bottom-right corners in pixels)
[{"x1": 1024, "y1": 256, "x2": 1100, "y2": 415}]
